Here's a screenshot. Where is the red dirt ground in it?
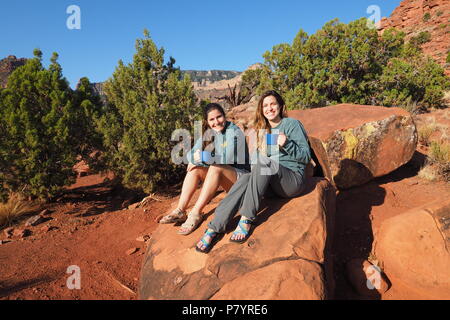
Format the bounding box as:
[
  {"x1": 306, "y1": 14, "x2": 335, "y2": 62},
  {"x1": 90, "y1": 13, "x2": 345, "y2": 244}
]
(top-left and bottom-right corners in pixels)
[{"x1": 0, "y1": 110, "x2": 449, "y2": 300}]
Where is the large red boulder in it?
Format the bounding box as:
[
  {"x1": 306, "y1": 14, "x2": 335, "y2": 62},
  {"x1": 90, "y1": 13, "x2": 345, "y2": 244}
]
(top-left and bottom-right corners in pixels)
[
  {"x1": 289, "y1": 104, "x2": 417, "y2": 189},
  {"x1": 375, "y1": 198, "x2": 450, "y2": 299},
  {"x1": 139, "y1": 177, "x2": 336, "y2": 300}
]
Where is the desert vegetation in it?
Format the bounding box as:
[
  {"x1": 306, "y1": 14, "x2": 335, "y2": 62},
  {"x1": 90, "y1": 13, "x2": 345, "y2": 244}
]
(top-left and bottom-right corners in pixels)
[
  {"x1": 241, "y1": 18, "x2": 449, "y2": 110},
  {"x1": 95, "y1": 30, "x2": 200, "y2": 193},
  {"x1": 0, "y1": 50, "x2": 102, "y2": 203}
]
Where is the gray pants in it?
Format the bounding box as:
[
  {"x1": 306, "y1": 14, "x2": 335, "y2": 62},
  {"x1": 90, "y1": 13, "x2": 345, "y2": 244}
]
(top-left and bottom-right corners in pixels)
[{"x1": 208, "y1": 154, "x2": 306, "y2": 233}]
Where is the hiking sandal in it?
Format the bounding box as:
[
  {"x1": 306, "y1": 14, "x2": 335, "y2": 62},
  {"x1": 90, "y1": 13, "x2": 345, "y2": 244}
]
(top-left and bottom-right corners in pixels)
[
  {"x1": 178, "y1": 212, "x2": 204, "y2": 235},
  {"x1": 159, "y1": 208, "x2": 187, "y2": 224},
  {"x1": 195, "y1": 229, "x2": 219, "y2": 254},
  {"x1": 229, "y1": 217, "x2": 254, "y2": 244}
]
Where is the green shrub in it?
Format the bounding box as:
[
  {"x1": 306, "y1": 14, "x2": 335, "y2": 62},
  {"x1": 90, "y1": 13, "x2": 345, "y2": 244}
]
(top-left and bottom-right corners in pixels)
[
  {"x1": 423, "y1": 12, "x2": 431, "y2": 22},
  {"x1": 0, "y1": 50, "x2": 102, "y2": 202},
  {"x1": 96, "y1": 30, "x2": 200, "y2": 193},
  {"x1": 254, "y1": 19, "x2": 449, "y2": 110},
  {"x1": 410, "y1": 31, "x2": 431, "y2": 46}
]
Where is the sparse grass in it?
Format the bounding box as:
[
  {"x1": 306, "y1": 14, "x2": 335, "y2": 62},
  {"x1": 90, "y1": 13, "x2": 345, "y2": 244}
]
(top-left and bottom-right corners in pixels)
[
  {"x1": 402, "y1": 100, "x2": 420, "y2": 114},
  {"x1": 418, "y1": 122, "x2": 437, "y2": 145},
  {"x1": 0, "y1": 193, "x2": 35, "y2": 228},
  {"x1": 421, "y1": 139, "x2": 450, "y2": 183},
  {"x1": 418, "y1": 163, "x2": 439, "y2": 181},
  {"x1": 430, "y1": 140, "x2": 450, "y2": 164}
]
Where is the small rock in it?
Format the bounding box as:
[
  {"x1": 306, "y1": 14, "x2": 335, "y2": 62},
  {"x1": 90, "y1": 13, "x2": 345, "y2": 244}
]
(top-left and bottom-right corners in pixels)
[
  {"x1": 173, "y1": 276, "x2": 183, "y2": 285},
  {"x1": 0, "y1": 240, "x2": 11, "y2": 245},
  {"x1": 128, "y1": 202, "x2": 140, "y2": 210},
  {"x1": 40, "y1": 209, "x2": 51, "y2": 216},
  {"x1": 126, "y1": 248, "x2": 139, "y2": 255},
  {"x1": 345, "y1": 258, "x2": 390, "y2": 297},
  {"x1": 13, "y1": 229, "x2": 31, "y2": 238},
  {"x1": 121, "y1": 199, "x2": 132, "y2": 209},
  {"x1": 4, "y1": 227, "x2": 14, "y2": 238},
  {"x1": 25, "y1": 215, "x2": 45, "y2": 227},
  {"x1": 143, "y1": 209, "x2": 148, "y2": 213},
  {"x1": 40, "y1": 225, "x2": 51, "y2": 233},
  {"x1": 136, "y1": 235, "x2": 151, "y2": 242}
]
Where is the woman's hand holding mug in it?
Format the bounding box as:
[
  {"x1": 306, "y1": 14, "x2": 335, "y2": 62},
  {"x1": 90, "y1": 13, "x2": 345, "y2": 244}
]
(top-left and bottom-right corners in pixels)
[{"x1": 277, "y1": 133, "x2": 287, "y2": 147}]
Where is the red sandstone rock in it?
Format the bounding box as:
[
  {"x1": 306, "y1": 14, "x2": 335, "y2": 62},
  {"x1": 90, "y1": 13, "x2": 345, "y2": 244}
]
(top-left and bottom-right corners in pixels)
[
  {"x1": 139, "y1": 177, "x2": 336, "y2": 300},
  {"x1": 0, "y1": 55, "x2": 27, "y2": 88},
  {"x1": 212, "y1": 260, "x2": 325, "y2": 300},
  {"x1": 375, "y1": 198, "x2": 450, "y2": 299},
  {"x1": 289, "y1": 104, "x2": 417, "y2": 189}
]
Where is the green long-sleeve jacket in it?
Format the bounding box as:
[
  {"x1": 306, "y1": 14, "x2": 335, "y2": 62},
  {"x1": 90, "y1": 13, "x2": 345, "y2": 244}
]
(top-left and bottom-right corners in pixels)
[
  {"x1": 187, "y1": 121, "x2": 250, "y2": 172},
  {"x1": 265, "y1": 117, "x2": 311, "y2": 177}
]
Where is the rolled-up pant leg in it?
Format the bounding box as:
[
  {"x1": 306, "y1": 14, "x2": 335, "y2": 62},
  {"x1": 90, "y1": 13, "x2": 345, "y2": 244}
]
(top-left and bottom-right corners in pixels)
[{"x1": 208, "y1": 173, "x2": 251, "y2": 233}]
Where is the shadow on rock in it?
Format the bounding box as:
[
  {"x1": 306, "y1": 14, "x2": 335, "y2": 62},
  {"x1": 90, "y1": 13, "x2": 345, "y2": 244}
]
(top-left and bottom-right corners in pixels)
[{"x1": 333, "y1": 179, "x2": 386, "y2": 299}]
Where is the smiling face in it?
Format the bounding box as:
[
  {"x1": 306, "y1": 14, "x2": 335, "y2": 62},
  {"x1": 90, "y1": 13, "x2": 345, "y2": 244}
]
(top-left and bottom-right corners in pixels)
[
  {"x1": 262, "y1": 95, "x2": 282, "y2": 123},
  {"x1": 207, "y1": 108, "x2": 226, "y2": 132}
]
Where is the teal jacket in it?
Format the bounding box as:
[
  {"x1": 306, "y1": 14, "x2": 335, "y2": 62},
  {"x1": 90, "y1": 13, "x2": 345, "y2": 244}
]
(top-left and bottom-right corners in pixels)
[
  {"x1": 265, "y1": 117, "x2": 311, "y2": 177},
  {"x1": 187, "y1": 121, "x2": 250, "y2": 172}
]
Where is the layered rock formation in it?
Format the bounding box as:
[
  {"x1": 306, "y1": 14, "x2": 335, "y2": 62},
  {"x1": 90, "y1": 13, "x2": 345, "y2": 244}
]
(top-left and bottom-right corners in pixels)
[
  {"x1": 0, "y1": 55, "x2": 27, "y2": 88},
  {"x1": 379, "y1": 0, "x2": 450, "y2": 75},
  {"x1": 139, "y1": 177, "x2": 336, "y2": 300},
  {"x1": 375, "y1": 198, "x2": 450, "y2": 299}
]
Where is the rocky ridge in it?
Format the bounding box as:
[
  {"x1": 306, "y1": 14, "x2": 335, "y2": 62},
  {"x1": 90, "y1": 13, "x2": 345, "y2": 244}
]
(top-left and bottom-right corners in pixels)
[
  {"x1": 379, "y1": 0, "x2": 450, "y2": 75},
  {"x1": 0, "y1": 55, "x2": 27, "y2": 88}
]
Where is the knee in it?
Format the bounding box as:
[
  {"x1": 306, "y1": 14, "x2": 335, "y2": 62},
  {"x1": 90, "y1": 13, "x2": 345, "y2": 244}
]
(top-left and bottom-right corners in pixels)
[
  {"x1": 188, "y1": 166, "x2": 206, "y2": 178},
  {"x1": 208, "y1": 164, "x2": 225, "y2": 175}
]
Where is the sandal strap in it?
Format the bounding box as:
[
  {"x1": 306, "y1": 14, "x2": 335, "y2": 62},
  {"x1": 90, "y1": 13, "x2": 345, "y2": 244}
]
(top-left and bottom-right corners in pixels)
[
  {"x1": 233, "y1": 219, "x2": 253, "y2": 236},
  {"x1": 160, "y1": 208, "x2": 186, "y2": 223},
  {"x1": 200, "y1": 229, "x2": 217, "y2": 248},
  {"x1": 180, "y1": 212, "x2": 202, "y2": 228}
]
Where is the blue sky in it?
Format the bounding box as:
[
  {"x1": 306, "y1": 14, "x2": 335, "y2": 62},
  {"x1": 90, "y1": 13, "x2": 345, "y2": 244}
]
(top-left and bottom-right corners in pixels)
[{"x1": 1, "y1": 0, "x2": 402, "y2": 88}]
